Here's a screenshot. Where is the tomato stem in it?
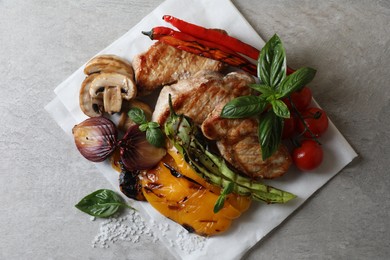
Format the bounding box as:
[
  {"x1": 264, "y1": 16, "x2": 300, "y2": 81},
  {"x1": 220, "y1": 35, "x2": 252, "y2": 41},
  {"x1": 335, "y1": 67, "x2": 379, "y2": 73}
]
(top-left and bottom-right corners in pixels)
[{"x1": 288, "y1": 97, "x2": 321, "y2": 145}]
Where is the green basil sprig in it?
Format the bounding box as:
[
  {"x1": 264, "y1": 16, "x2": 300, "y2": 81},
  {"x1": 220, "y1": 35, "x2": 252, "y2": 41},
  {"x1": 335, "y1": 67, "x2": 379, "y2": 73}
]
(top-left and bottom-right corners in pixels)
[
  {"x1": 221, "y1": 34, "x2": 316, "y2": 160},
  {"x1": 128, "y1": 107, "x2": 165, "y2": 148},
  {"x1": 213, "y1": 182, "x2": 234, "y2": 213},
  {"x1": 75, "y1": 189, "x2": 133, "y2": 218}
]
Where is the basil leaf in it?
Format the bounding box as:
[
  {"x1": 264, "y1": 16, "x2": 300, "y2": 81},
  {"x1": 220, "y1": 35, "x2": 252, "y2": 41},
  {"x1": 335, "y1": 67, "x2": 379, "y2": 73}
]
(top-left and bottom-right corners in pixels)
[
  {"x1": 224, "y1": 182, "x2": 234, "y2": 194},
  {"x1": 277, "y1": 67, "x2": 317, "y2": 98},
  {"x1": 271, "y1": 99, "x2": 290, "y2": 118},
  {"x1": 258, "y1": 111, "x2": 283, "y2": 160},
  {"x1": 128, "y1": 107, "x2": 147, "y2": 125},
  {"x1": 249, "y1": 84, "x2": 276, "y2": 97},
  {"x1": 75, "y1": 189, "x2": 130, "y2": 218},
  {"x1": 147, "y1": 122, "x2": 160, "y2": 129},
  {"x1": 146, "y1": 127, "x2": 165, "y2": 147},
  {"x1": 213, "y1": 195, "x2": 226, "y2": 214},
  {"x1": 221, "y1": 96, "x2": 267, "y2": 119},
  {"x1": 213, "y1": 182, "x2": 234, "y2": 213},
  {"x1": 139, "y1": 123, "x2": 148, "y2": 132},
  {"x1": 258, "y1": 34, "x2": 286, "y2": 89}
]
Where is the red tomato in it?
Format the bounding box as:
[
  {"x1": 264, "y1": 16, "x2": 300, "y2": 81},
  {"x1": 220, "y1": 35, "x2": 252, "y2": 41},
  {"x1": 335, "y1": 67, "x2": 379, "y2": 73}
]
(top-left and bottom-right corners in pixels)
[
  {"x1": 296, "y1": 107, "x2": 329, "y2": 137},
  {"x1": 282, "y1": 115, "x2": 296, "y2": 139},
  {"x1": 283, "y1": 87, "x2": 312, "y2": 111},
  {"x1": 292, "y1": 140, "x2": 323, "y2": 171}
]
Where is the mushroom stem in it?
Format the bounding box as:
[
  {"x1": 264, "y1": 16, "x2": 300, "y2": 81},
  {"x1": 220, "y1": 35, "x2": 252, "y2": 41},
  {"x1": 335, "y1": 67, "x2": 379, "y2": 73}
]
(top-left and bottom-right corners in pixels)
[{"x1": 104, "y1": 86, "x2": 123, "y2": 114}]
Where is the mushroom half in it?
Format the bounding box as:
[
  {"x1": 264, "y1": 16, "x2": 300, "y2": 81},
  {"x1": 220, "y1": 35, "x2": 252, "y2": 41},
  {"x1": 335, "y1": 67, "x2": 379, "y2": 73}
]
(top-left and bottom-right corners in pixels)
[
  {"x1": 89, "y1": 72, "x2": 137, "y2": 114},
  {"x1": 79, "y1": 74, "x2": 104, "y2": 117},
  {"x1": 84, "y1": 54, "x2": 135, "y2": 79}
]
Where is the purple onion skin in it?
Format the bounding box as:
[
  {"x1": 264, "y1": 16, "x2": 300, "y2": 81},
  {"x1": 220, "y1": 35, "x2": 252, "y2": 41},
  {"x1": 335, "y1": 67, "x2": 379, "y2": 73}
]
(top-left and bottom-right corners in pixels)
[
  {"x1": 119, "y1": 125, "x2": 166, "y2": 171},
  {"x1": 72, "y1": 117, "x2": 118, "y2": 162}
]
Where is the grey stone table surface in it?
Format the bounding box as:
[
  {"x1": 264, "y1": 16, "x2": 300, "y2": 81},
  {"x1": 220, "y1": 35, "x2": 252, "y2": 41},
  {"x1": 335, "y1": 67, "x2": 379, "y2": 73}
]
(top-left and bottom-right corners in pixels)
[{"x1": 1, "y1": 0, "x2": 389, "y2": 259}]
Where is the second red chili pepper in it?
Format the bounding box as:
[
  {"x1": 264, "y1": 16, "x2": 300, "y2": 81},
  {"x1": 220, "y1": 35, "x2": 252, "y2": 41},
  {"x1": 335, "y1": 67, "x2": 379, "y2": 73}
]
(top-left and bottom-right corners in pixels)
[
  {"x1": 142, "y1": 26, "x2": 257, "y2": 75},
  {"x1": 162, "y1": 15, "x2": 295, "y2": 75}
]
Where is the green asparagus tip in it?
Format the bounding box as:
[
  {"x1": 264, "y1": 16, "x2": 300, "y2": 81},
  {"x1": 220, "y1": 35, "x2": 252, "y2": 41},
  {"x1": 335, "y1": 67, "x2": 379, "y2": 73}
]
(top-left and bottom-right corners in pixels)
[{"x1": 283, "y1": 192, "x2": 297, "y2": 203}]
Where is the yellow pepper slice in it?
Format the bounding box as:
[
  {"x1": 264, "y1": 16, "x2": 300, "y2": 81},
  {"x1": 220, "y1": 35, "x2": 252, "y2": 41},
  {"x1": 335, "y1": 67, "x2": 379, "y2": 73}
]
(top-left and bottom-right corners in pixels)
[{"x1": 141, "y1": 152, "x2": 251, "y2": 236}]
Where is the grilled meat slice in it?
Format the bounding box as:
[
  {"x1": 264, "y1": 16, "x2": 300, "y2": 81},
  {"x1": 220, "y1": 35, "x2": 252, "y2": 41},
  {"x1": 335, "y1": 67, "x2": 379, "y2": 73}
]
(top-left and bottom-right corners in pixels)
[
  {"x1": 217, "y1": 136, "x2": 292, "y2": 179},
  {"x1": 201, "y1": 105, "x2": 258, "y2": 141},
  {"x1": 132, "y1": 41, "x2": 225, "y2": 96},
  {"x1": 152, "y1": 70, "x2": 254, "y2": 125},
  {"x1": 202, "y1": 105, "x2": 292, "y2": 179}
]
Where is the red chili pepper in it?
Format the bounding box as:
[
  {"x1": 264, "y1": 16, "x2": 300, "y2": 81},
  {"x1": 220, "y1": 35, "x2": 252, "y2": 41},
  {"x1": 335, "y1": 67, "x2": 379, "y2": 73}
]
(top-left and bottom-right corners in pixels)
[
  {"x1": 142, "y1": 27, "x2": 257, "y2": 75},
  {"x1": 145, "y1": 26, "x2": 246, "y2": 57},
  {"x1": 163, "y1": 15, "x2": 296, "y2": 75},
  {"x1": 163, "y1": 15, "x2": 260, "y2": 60}
]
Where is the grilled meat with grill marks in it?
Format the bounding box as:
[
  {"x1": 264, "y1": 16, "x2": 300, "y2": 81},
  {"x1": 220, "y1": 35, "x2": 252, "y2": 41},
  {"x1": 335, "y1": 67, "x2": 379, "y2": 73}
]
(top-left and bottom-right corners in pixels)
[
  {"x1": 217, "y1": 135, "x2": 291, "y2": 179},
  {"x1": 152, "y1": 70, "x2": 253, "y2": 125},
  {"x1": 132, "y1": 42, "x2": 225, "y2": 96},
  {"x1": 202, "y1": 104, "x2": 292, "y2": 179},
  {"x1": 152, "y1": 69, "x2": 291, "y2": 179}
]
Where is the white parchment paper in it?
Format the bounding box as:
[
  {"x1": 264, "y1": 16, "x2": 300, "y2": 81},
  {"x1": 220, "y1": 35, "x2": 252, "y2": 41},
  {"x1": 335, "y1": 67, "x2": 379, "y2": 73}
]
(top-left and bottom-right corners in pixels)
[{"x1": 45, "y1": 0, "x2": 358, "y2": 259}]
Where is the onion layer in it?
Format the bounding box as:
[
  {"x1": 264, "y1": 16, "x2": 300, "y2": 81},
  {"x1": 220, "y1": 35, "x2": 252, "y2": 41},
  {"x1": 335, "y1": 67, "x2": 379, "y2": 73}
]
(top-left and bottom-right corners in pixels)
[
  {"x1": 119, "y1": 125, "x2": 166, "y2": 171},
  {"x1": 72, "y1": 117, "x2": 118, "y2": 162}
]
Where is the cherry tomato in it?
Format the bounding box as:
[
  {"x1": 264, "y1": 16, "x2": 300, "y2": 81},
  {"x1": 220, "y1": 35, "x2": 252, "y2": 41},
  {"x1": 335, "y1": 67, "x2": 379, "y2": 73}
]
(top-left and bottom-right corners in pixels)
[
  {"x1": 292, "y1": 140, "x2": 323, "y2": 171},
  {"x1": 283, "y1": 87, "x2": 312, "y2": 111},
  {"x1": 296, "y1": 107, "x2": 329, "y2": 137},
  {"x1": 282, "y1": 115, "x2": 296, "y2": 139}
]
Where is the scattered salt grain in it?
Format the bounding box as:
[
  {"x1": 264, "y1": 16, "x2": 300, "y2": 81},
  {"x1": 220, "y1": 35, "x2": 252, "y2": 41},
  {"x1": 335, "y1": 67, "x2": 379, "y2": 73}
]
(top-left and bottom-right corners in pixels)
[
  {"x1": 175, "y1": 228, "x2": 207, "y2": 254},
  {"x1": 91, "y1": 210, "x2": 156, "y2": 248},
  {"x1": 91, "y1": 209, "x2": 207, "y2": 255}
]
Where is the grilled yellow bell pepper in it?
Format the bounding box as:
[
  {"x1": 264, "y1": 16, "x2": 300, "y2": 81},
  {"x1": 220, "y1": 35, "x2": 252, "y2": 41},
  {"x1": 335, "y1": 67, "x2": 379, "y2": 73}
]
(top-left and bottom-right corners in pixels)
[{"x1": 141, "y1": 149, "x2": 251, "y2": 237}]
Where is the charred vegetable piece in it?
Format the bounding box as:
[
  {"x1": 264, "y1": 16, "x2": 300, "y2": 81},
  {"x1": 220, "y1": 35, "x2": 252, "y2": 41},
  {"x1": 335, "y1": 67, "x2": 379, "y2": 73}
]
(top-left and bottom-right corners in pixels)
[
  {"x1": 89, "y1": 72, "x2": 137, "y2": 114},
  {"x1": 142, "y1": 27, "x2": 257, "y2": 75},
  {"x1": 161, "y1": 15, "x2": 296, "y2": 75},
  {"x1": 84, "y1": 54, "x2": 135, "y2": 79},
  {"x1": 72, "y1": 117, "x2": 118, "y2": 162},
  {"x1": 79, "y1": 55, "x2": 137, "y2": 117},
  {"x1": 141, "y1": 154, "x2": 251, "y2": 236},
  {"x1": 162, "y1": 15, "x2": 260, "y2": 60},
  {"x1": 164, "y1": 95, "x2": 296, "y2": 204},
  {"x1": 119, "y1": 161, "x2": 145, "y2": 201},
  {"x1": 119, "y1": 125, "x2": 166, "y2": 171},
  {"x1": 118, "y1": 99, "x2": 153, "y2": 132}
]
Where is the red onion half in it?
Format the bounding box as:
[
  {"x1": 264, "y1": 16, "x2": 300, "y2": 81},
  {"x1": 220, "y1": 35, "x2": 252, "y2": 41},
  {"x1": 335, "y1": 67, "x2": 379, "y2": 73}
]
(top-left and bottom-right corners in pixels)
[
  {"x1": 72, "y1": 117, "x2": 118, "y2": 162},
  {"x1": 119, "y1": 125, "x2": 166, "y2": 171}
]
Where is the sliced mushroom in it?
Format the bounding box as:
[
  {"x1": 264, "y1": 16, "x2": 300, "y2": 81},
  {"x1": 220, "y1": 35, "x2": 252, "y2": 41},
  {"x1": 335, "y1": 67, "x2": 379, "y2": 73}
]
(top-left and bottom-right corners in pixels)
[
  {"x1": 84, "y1": 55, "x2": 135, "y2": 79},
  {"x1": 103, "y1": 86, "x2": 123, "y2": 114},
  {"x1": 89, "y1": 72, "x2": 137, "y2": 114},
  {"x1": 118, "y1": 99, "x2": 153, "y2": 132},
  {"x1": 79, "y1": 74, "x2": 104, "y2": 117}
]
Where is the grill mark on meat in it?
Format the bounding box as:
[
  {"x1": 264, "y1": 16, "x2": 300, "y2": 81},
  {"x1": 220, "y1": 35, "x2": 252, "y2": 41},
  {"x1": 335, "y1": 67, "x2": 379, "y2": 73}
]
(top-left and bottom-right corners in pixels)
[
  {"x1": 132, "y1": 42, "x2": 224, "y2": 96},
  {"x1": 202, "y1": 109, "x2": 258, "y2": 141},
  {"x1": 202, "y1": 102, "x2": 292, "y2": 179},
  {"x1": 217, "y1": 136, "x2": 291, "y2": 179},
  {"x1": 153, "y1": 70, "x2": 254, "y2": 125}
]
